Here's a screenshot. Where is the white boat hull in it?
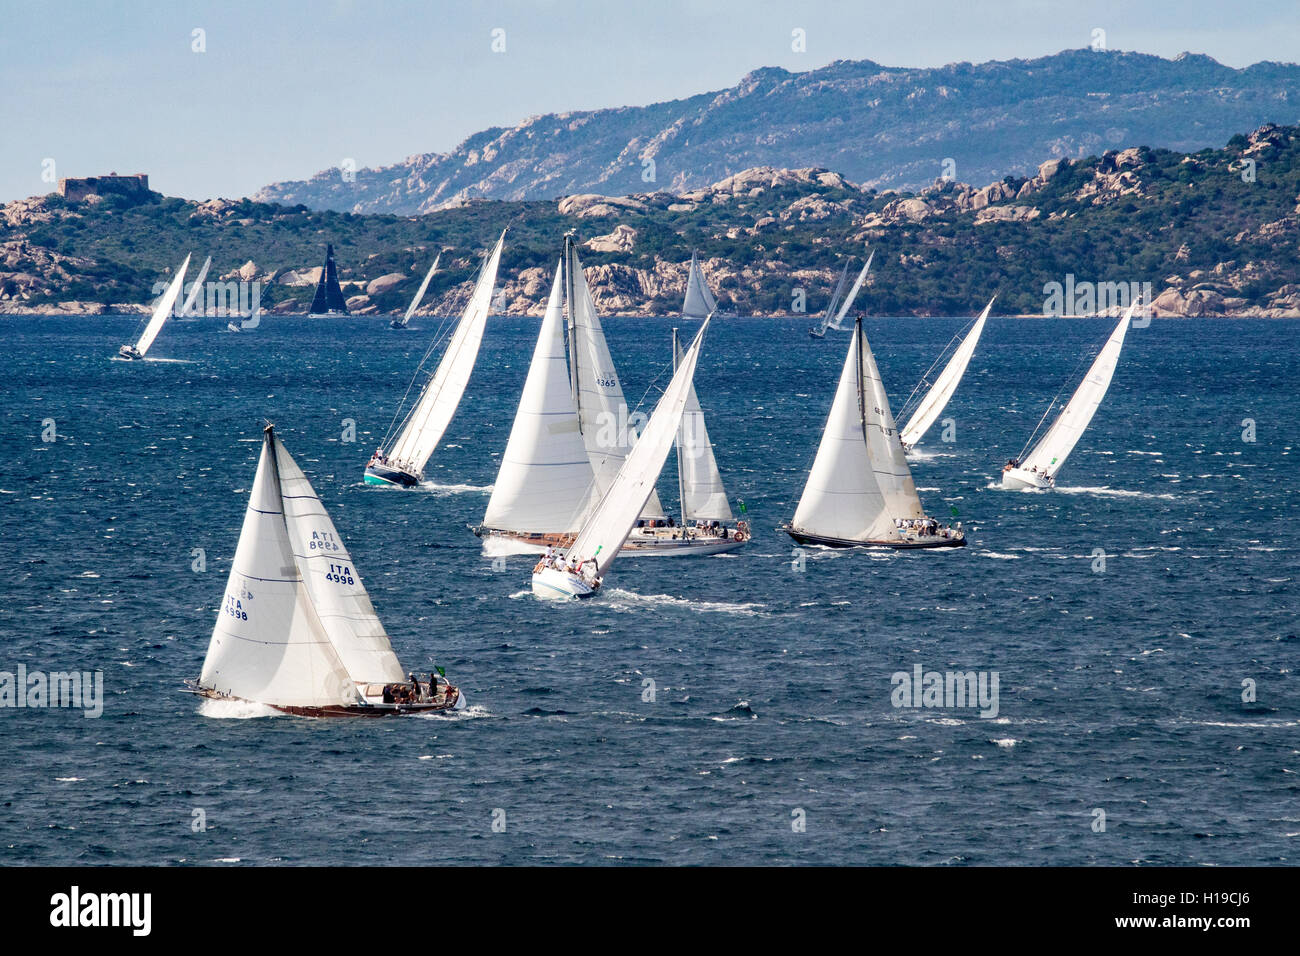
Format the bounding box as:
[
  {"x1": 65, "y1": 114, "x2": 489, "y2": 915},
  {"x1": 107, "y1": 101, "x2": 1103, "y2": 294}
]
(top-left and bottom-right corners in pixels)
[
  {"x1": 531, "y1": 567, "x2": 596, "y2": 600},
  {"x1": 1001, "y1": 467, "x2": 1052, "y2": 490},
  {"x1": 474, "y1": 525, "x2": 747, "y2": 557}
]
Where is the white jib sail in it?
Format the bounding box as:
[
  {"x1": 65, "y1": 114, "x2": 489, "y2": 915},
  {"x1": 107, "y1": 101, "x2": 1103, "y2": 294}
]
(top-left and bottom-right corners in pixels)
[
  {"x1": 387, "y1": 231, "x2": 506, "y2": 477},
  {"x1": 134, "y1": 254, "x2": 192, "y2": 355},
  {"x1": 274, "y1": 437, "x2": 407, "y2": 685},
  {"x1": 682, "y1": 251, "x2": 718, "y2": 320},
  {"x1": 568, "y1": 318, "x2": 711, "y2": 575},
  {"x1": 482, "y1": 261, "x2": 599, "y2": 533},
  {"x1": 900, "y1": 296, "x2": 994, "y2": 449},
  {"x1": 830, "y1": 250, "x2": 873, "y2": 330},
  {"x1": 858, "y1": 326, "x2": 926, "y2": 537},
  {"x1": 568, "y1": 244, "x2": 666, "y2": 517},
  {"x1": 400, "y1": 254, "x2": 440, "y2": 326},
  {"x1": 199, "y1": 432, "x2": 360, "y2": 708},
  {"x1": 1020, "y1": 302, "x2": 1134, "y2": 479},
  {"x1": 674, "y1": 333, "x2": 732, "y2": 521},
  {"x1": 791, "y1": 324, "x2": 889, "y2": 542},
  {"x1": 179, "y1": 256, "x2": 212, "y2": 317}
]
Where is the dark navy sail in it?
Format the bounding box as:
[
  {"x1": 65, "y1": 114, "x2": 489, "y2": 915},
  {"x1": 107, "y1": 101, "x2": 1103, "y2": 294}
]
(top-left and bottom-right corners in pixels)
[{"x1": 309, "y1": 244, "x2": 350, "y2": 316}]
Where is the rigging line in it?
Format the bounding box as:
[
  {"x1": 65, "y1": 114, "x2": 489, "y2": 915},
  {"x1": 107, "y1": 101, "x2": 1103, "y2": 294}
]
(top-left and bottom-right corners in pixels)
[{"x1": 897, "y1": 315, "x2": 975, "y2": 422}]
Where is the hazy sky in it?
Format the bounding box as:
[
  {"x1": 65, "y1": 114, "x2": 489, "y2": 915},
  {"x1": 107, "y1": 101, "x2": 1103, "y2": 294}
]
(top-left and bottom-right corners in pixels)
[{"x1": 2, "y1": 0, "x2": 1297, "y2": 203}]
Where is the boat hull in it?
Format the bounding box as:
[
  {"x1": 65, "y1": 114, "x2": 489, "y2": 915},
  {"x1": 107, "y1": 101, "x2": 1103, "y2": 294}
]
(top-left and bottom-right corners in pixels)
[
  {"x1": 364, "y1": 462, "x2": 420, "y2": 487},
  {"x1": 781, "y1": 524, "x2": 966, "y2": 550},
  {"x1": 531, "y1": 567, "x2": 597, "y2": 600},
  {"x1": 189, "y1": 683, "x2": 465, "y2": 717},
  {"x1": 1001, "y1": 467, "x2": 1052, "y2": 490},
  {"x1": 307, "y1": 311, "x2": 350, "y2": 319},
  {"x1": 118, "y1": 345, "x2": 143, "y2": 360},
  {"x1": 474, "y1": 525, "x2": 747, "y2": 557}
]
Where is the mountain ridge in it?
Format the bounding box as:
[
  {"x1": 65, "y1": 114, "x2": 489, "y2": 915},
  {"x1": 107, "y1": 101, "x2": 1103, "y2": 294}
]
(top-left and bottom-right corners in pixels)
[{"x1": 254, "y1": 49, "x2": 1300, "y2": 214}]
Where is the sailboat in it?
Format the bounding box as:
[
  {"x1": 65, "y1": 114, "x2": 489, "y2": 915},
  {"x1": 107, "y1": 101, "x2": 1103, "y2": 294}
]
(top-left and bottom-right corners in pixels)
[
  {"x1": 307, "y1": 244, "x2": 350, "y2": 317},
  {"x1": 117, "y1": 254, "x2": 191, "y2": 360},
  {"x1": 781, "y1": 318, "x2": 965, "y2": 549},
  {"x1": 809, "y1": 251, "x2": 872, "y2": 339},
  {"x1": 189, "y1": 424, "x2": 466, "y2": 716},
  {"x1": 177, "y1": 256, "x2": 212, "y2": 319},
  {"x1": 622, "y1": 327, "x2": 749, "y2": 553},
  {"x1": 898, "y1": 296, "x2": 994, "y2": 452},
  {"x1": 474, "y1": 239, "x2": 744, "y2": 555},
  {"x1": 365, "y1": 232, "x2": 505, "y2": 487},
  {"x1": 391, "y1": 254, "x2": 440, "y2": 329},
  {"x1": 682, "y1": 250, "x2": 719, "y2": 320},
  {"x1": 532, "y1": 318, "x2": 712, "y2": 599},
  {"x1": 1001, "y1": 301, "x2": 1135, "y2": 490}
]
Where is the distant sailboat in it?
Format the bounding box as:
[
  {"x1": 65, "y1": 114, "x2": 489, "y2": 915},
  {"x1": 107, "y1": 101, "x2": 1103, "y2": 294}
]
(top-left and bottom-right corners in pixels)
[
  {"x1": 365, "y1": 232, "x2": 506, "y2": 487},
  {"x1": 178, "y1": 256, "x2": 212, "y2": 318},
  {"x1": 1001, "y1": 301, "x2": 1135, "y2": 490},
  {"x1": 475, "y1": 238, "x2": 743, "y2": 555},
  {"x1": 391, "y1": 254, "x2": 440, "y2": 329},
  {"x1": 898, "y1": 296, "x2": 994, "y2": 452},
  {"x1": 189, "y1": 424, "x2": 466, "y2": 716},
  {"x1": 532, "y1": 318, "x2": 712, "y2": 599},
  {"x1": 809, "y1": 251, "x2": 872, "y2": 339},
  {"x1": 781, "y1": 318, "x2": 965, "y2": 549},
  {"x1": 117, "y1": 254, "x2": 191, "y2": 360},
  {"x1": 307, "y1": 244, "x2": 350, "y2": 317},
  {"x1": 682, "y1": 250, "x2": 719, "y2": 320}
]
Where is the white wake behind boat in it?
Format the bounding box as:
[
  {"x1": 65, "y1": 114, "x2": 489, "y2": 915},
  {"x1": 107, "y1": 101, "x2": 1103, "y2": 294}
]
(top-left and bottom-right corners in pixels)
[
  {"x1": 391, "y1": 254, "x2": 440, "y2": 329},
  {"x1": 899, "y1": 296, "x2": 994, "y2": 452},
  {"x1": 532, "y1": 318, "x2": 712, "y2": 599},
  {"x1": 782, "y1": 318, "x2": 964, "y2": 549},
  {"x1": 1001, "y1": 302, "x2": 1136, "y2": 490},
  {"x1": 192, "y1": 424, "x2": 465, "y2": 716},
  {"x1": 117, "y1": 254, "x2": 191, "y2": 360},
  {"x1": 366, "y1": 232, "x2": 505, "y2": 487}
]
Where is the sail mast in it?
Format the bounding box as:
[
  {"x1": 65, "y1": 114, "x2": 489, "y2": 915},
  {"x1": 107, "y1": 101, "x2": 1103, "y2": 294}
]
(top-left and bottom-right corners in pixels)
[
  {"x1": 672, "y1": 328, "x2": 687, "y2": 526},
  {"x1": 566, "y1": 235, "x2": 580, "y2": 417}
]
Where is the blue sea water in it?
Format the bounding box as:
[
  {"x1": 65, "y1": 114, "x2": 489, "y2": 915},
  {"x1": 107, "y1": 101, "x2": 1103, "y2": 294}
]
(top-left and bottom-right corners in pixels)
[{"x1": 1, "y1": 313, "x2": 1296, "y2": 866}]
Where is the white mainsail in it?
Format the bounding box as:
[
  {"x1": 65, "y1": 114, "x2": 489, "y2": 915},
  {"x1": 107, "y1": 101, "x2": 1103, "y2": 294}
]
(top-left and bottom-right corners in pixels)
[
  {"x1": 567, "y1": 239, "x2": 666, "y2": 517},
  {"x1": 673, "y1": 330, "x2": 733, "y2": 521},
  {"x1": 899, "y1": 296, "x2": 994, "y2": 450},
  {"x1": 275, "y1": 440, "x2": 407, "y2": 685},
  {"x1": 1019, "y1": 303, "x2": 1134, "y2": 479},
  {"x1": 397, "y1": 254, "x2": 440, "y2": 327},
  {"x1": 199, "y1": 430, "x2": 361, "y2": 707},
  {"x1": 482, "y1": 261, "x2": 599, "y2": 533},
  {"x1": 682, "y1": 250, "x2": 718, "y2": 320},
  {"x1": 179, "y1": 256, "x2": 212, "y2": 317},
  {"x1": 134, "y1": 254, "x2": 191, "y2": 356},
  {"x1": 567, "y1": 318, "x2": 711, "y2": 574},
  {"x1": 386, "y1": 232, "x2": 506, "y2": 478},
  {"x1": 830, "y1": 250, "x2": 873, "y2": 330}
]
